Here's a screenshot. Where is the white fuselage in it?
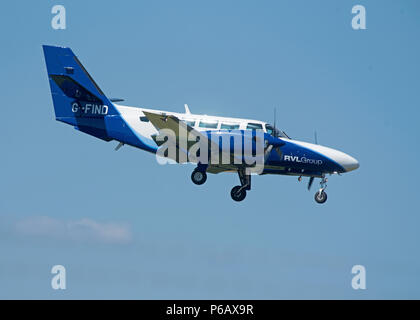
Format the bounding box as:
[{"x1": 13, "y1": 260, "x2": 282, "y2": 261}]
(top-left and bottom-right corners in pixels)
[
  {"x1": 114, "y1": 104, "x2": 359, "y2": 173},
  {"x1": 115, "y1": 104, "x2": 270, "y2": 146}
]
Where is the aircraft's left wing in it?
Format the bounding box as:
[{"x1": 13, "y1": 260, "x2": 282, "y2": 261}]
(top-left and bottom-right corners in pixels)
[
  {"x1": 143, "y1": 111, "x2": 224, "y2": 164},
  {"x1": 206, "y1": 165, "x2": 237, "y2": 174}
]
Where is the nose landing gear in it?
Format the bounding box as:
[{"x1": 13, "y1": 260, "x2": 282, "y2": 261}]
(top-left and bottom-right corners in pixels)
[{"x1": 314, "y1": 177, "x2": 328, "y2": 204}]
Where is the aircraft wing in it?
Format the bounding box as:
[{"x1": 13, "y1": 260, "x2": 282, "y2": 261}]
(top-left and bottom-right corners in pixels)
[
  {"x1": 143, "y1": 111, "x2": 224, "y2": 164},
  {"x1": 206, "y1": 165, "x2": 237, "y2": 174}
]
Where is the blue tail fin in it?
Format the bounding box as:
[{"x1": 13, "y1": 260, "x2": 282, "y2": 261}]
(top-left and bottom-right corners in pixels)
[{"x1": 43, "y1": 45, "x2": 118, "y2": 140}]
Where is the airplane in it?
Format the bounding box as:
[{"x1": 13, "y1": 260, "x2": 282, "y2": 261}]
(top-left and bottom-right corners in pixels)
[{"x1": 42, "y1": 45, "x2": 359, "y2": 203}]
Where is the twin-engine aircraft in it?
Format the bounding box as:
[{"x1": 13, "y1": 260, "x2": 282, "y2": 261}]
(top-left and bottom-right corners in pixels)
[{"x1": 43, "y1": 45, "x2": 359, "y2": 203}]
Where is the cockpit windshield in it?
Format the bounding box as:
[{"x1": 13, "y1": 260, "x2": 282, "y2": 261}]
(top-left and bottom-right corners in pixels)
[{"x1": 265, "y1": 124, "x2": 289, "y2": 139}]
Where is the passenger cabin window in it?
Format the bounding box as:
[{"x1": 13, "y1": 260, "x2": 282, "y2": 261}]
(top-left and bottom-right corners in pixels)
[
  {"x1": 139, "y1": 116, "x2": 149, "y2": 122},
  {"x1": 246, "y1": 123, "x2": 263, "y2": 131},
  {"x1": 220, "y1": 123, "x2": 240, "y2": 130},
  {"x1": 199, "y1": 120, "x2": 218, "y2": 129}
]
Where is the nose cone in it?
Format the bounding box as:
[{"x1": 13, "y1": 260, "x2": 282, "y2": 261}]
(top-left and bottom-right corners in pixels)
[{"x1": 336, "y1": 154, "x2": 359, "y2": 172}]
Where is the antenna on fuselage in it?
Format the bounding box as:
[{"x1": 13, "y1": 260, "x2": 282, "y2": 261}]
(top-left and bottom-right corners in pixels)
[
  {"x1": 184, "y1": 104, "x2": 191, "y2": 114},
  {"x1": 308, "y1": 177, "x2": 315, "y2": 190}
]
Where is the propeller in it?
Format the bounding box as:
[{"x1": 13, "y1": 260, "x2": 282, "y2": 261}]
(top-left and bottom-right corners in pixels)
[
  {"x1": 307, "y1": 131, "x2": 318, "y2": 190},
  {"x1": 273, "y1": 108, "x2": 278, "y2": 138},
  {"x1": 264, "y1": 108, "x2": 283, "y2": 163},
  {"x1": 307, "y1": 176, "x2": 314, "y2": 190},
  {"x1": 264, "y1": 141, "x2": 283, "y2": 164},
  {"x1": 264, "y1": 145, "x2": 273, "y2": 163}
]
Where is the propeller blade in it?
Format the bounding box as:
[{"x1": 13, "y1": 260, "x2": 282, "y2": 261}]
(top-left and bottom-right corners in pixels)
[
  {"x1": 273, "y1": 108, "x2": 277, "y2": 138},
  {"x1": 274, "y1": 146, "x2": 282, "y2": 159},
  {"x1": 115, "y1": 142, "x2": 124, "y2": 151},
  {"x1": 308, "y1": 176, "x2": 315, "y2": 190},
  {"x1": 264, "y1": 145, "x2": 273, "y2": 163}
]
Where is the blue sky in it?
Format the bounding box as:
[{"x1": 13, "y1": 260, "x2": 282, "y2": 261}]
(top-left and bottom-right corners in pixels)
[{"x1": 0, "y1": 0, "x2": 419, "y2": 299}]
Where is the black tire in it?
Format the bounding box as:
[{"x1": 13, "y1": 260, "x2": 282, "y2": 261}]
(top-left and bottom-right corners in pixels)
[
  {"x1": 231, "y1": 185, "x2": 247, "y2": 202},
  {"x1": 191, "y1": 170, "x2": 207, "y2": 185},
  {"x1": 314, "y1": 190, "x2": 327, "y2": 204}
]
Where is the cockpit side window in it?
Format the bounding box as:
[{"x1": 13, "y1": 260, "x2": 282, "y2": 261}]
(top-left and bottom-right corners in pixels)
[
  {"x1": 265, "y1": 123, "x2": 283, "y2": 138},
  {"x1": 266, "y1": 124, "x2": 274, "y2": 135}
]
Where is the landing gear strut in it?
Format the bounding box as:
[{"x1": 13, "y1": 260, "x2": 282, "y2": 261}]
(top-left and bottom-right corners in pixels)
[
  {"x1": 314, "y1": 176, "x2": 328, "y2": 204},
  {"x1": 231, "y1": 169, "x2": 251, "y2": 202}
]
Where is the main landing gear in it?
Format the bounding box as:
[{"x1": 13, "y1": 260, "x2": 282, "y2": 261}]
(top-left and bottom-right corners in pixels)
[
  {"x1": 191, "y1": 168, "x2": 207, "y2": 185},
  {"x1": 231, "y1": 169, "x2": 251, "y2": 202},
  {"x1": 190, "y1": 166, "x2": 251, "y2": 202},
  {"x1": 314, "y1": 176, "x2": 328, "y2": 204}
]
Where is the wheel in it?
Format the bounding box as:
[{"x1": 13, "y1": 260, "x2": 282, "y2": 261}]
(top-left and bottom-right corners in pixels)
[
  {"x1": 191, "y1": 170, "x2": 207, "y2": 185},
  {"x1": 231, "y1": 185, "x2": 247, "y2": 202},
  {"x1": 314, "y1": 190, "x2": 327, "y2": 204}
]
